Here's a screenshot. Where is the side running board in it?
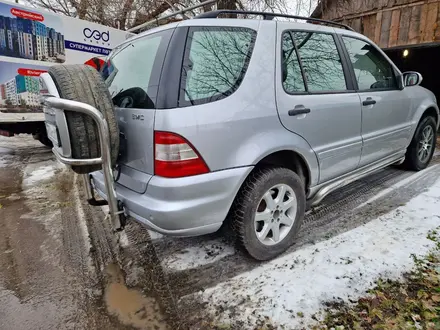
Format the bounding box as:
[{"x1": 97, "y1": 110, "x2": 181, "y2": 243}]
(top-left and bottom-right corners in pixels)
[{"x1": 307, "y1": 153, "x2": 406, "y2": 208}]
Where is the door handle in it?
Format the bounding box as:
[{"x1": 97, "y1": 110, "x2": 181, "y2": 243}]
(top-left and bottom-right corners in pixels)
[
  {"x1": 362, "y1": 98, "x2": 376, "y2": 106},
  {"x1": 288, "y1": 105, "x2": 311, "y2": 116}
]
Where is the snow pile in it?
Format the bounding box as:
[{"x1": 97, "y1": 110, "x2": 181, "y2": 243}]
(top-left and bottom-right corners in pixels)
[
  {"x1": 22, "y1": 163, "x2": 60, "y2": 188},
  {"x1": 191, "y1": 178, "x2": 440, "y2": 329}
]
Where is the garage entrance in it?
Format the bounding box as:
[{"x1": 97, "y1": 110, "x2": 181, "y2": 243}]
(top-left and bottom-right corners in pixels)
[{"x1": 386, "y1": 45, "x2": 440, "y2": 102}]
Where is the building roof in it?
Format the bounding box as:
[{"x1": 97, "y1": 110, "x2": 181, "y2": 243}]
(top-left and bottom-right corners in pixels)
[{"x1": 311, "y1": 0, "x2": 333, "y2": 18}]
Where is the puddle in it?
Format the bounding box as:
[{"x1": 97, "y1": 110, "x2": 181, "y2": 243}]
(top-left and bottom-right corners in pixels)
[{"x1": 104, "y1": 263, "x2": 169, "y2": 330}]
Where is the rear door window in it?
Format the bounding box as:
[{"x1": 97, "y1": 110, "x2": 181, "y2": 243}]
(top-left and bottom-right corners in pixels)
[
  {"x1": 179, "y1": 27, "x2": 257, "y2": 107},
  {"x1": 292, "y1": 31, "x2": 347, "y2": 92},
  {"x1": 104, "y1": 29, "x2": 172, "y2": 109},
  {"x1": 282, "y1": 32, "x2": 306, "y2": 93}
]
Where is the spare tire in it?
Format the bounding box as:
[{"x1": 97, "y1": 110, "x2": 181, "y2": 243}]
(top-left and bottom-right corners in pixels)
[{"x1": 48, "y1": 65, "x2": 119, "y2": 174}]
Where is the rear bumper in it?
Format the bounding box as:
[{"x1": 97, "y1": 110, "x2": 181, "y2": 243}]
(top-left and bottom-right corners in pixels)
[{"x1": 91, "y1": 166, "x2": 253, "y2": 237}]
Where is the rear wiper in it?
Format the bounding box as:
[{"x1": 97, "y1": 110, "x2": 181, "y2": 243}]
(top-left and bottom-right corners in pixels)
[{"x1": 185, "y1": 90, "x2": 195, "y2": 106}]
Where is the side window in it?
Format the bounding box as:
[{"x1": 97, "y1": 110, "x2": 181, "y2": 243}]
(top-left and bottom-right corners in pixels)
[
  {"x1": 105, "y1": 30, "x2": 172, "y2": 109},
  {"x1": 342, "y1": 37, "x2": 397, "y2": 91},
  {"x1": 292, "y1": 32, "x2": 347, "y2": 92},
  {"x1": 282, "y1": 32, "x2": 306, "y2": 93},
  {"x1": 179, "y1": 27, "x2": 256, "y2": 106}
]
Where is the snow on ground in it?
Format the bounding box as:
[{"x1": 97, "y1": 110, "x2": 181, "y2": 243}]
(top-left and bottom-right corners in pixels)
[
  {"x1": 22, "y1": 162, "x2": 61, "y2": 188},
  {"x1": 162, "y1": 239, "x2": 236, "y2": 272},
  {"x1": 188, "y1": 178, "x2": 440, "y2": 329},
  {"x1": 0, "y1": 146, "x2": 16, "y2": 168},
  {"x1": 148, "y1": 231, "x2": 164, "y2": 241},
  {"x1": 0, "y1": 156, "x2": 12, "y2": 168}
]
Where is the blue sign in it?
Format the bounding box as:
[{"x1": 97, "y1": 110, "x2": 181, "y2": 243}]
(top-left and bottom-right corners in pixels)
[{"x1": 65, "y1": 40, "x2": 111, "y2": 55}]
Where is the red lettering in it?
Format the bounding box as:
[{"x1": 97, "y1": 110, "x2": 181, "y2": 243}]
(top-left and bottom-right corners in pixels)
[
  {"x1": 11, "y1": 8, "x2": 44, "y2": 22},
  {"x1": 17, "y1": 68, "x2": 47, "y2": 77}
]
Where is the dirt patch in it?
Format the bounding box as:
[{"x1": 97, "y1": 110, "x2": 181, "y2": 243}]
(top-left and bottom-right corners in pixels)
[
  {"x1": 116, "y1": 221, "x2": 186, "y2": 329},
  {"x1": 0, "y1": 136, "x2": 131, "y2": 329},
  {"x1": 104, "y1": 263, "x2": 169, "y2": 330}
]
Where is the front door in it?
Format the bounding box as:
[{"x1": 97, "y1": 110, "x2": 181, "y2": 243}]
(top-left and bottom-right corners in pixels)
[
  {"x1": 341, "y1": 36, "x2": 412, "y2": 166},
  {"x1": 276, "y1": 25, "x2": 362, "y2": 184}
]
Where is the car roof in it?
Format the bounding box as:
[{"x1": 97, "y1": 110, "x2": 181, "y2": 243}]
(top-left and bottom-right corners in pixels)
[{"x1": 121, "y1": 17, "x2": 366, "y2": 49}]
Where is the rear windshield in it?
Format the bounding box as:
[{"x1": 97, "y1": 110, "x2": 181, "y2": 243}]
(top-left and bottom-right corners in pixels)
[
  {"x1": 102, "y1": 29, "x2": 172, "y2": 109},
  {"x1": 179, "y1": 27, "x2": 257, "y2": 107},
  {"x1": 100, "y1": 26, "x2": 256, "y2": 109}
]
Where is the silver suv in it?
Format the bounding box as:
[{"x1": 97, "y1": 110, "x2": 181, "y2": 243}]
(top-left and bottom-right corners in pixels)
[{"x1": 43, "y1": 11, "x2": 439, "y2": 260}]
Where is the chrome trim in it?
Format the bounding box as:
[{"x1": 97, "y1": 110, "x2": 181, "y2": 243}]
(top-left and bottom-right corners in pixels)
[
  {"x1": 53, "y1": 152, "x2": 102, "y2": 166},
  {"x1": 308, "y1": 153, "x2": 406, "y2": 207},
  {"x1": 43, "y1": 96, "x2": 123, "y2": 230},
  {"x1": 83, "y1": 174, "x2": 94, "y2": 200},
  {"x1": 40, "y1": 73, "x2": 60, "y2": 98}
]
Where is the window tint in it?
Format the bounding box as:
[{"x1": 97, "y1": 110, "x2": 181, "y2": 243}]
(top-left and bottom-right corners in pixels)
[
  {"x1": 342, "y1": 37, "x2": 397, "y2": 90},
  {"x1": 179, "y1": 27, "x2": 256, "y2": 106},
  {"x1": 282, "y1": 32, "x2": 306, "y2": 93},
  {"x1": 105, "y1": 30, "x2": 171, "y2": 109},
  {"x1": 292, "y1": 32, "x2": 347, "y2": 92}
]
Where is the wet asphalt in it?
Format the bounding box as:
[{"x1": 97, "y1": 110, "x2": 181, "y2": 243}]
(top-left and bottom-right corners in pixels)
[{"x1": 0, "y1": 136, "x2": 135, "y2": 330}]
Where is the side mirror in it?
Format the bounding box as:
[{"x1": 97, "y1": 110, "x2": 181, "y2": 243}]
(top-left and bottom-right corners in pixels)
[{"x1": 403, "y1": 71, "x2": 423, "y2": 87}]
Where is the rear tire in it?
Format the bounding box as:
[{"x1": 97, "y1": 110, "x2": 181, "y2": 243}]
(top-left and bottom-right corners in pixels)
[
  {"x1": 231, "y1": 167, "x2": 305, "y2": 261},
  {"x1": 403, "y1": 116, "x2": 437, "y2": 171},
  {"x1": 48, "y1": 65, "x2": 119, "y2": 174}
]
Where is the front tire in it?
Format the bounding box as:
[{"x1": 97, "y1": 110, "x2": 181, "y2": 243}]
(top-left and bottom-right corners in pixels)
[
  {"x1": 403, "y1": 116, "x2": 437, "y2": 171},
  {"x1": 231, "y1": 167, "x2": 306, "y2": 261}
]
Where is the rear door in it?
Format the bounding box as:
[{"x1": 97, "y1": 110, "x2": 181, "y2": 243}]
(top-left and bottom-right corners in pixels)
[
  {"x1": 276, "y1": 25, "x2": 362, "y2": 184},
  {"x1": 102, "y1": 29, "x2": 173, "y2": 193},
  {"x1": 340, "y1": 36, "x2": 412, "y2": 166}
]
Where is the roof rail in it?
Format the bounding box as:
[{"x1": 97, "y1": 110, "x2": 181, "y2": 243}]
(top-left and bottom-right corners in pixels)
[{"x1": 194, "y1": 10, "x2": 355, "y2": 31}]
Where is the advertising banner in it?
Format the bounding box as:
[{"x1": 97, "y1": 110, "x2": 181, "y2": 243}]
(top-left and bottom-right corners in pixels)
[
  {"x1": 0, "y1": 61, "x2": 48, "y2": 112},
  {"x1": 0, "y1": 0, "x2": 132, "y2": 119}
]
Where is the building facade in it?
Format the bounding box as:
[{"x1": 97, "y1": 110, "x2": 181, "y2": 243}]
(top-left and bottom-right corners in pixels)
[
  {"x1": 5, "y1": 78, "x2": 18, "y2": 105},
  {"x1": 15, "y1": 75, "x2": 40, "y2": 106},
  {"x1": 0, "y1": 83, "x2": 5, "y2": 106},
  {"x1": 0, "y1": 75, "x2": 40, "y2": 107},
  {"x1": 0, "y1": 14, "x2": 64, "y2": 61}
]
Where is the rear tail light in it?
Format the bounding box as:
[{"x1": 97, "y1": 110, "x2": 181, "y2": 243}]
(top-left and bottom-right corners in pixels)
[{"x1": 154, "y1": 131, "x2": 209, "y2": 178}]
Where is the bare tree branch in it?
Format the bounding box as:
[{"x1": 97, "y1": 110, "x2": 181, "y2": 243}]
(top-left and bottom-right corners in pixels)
[{"x1": 28, "y1": 0, "x2": 317, "y2": 29}]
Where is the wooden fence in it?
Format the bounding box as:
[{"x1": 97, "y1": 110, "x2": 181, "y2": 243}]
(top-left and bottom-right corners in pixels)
[{"x1": 315, "y1": 0, "x2": 440, "y2": 49}]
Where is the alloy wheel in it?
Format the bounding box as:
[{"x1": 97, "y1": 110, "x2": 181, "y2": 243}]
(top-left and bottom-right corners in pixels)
[{"x1": 254, "y1": 184, "x2": 297, "y2": 246}]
